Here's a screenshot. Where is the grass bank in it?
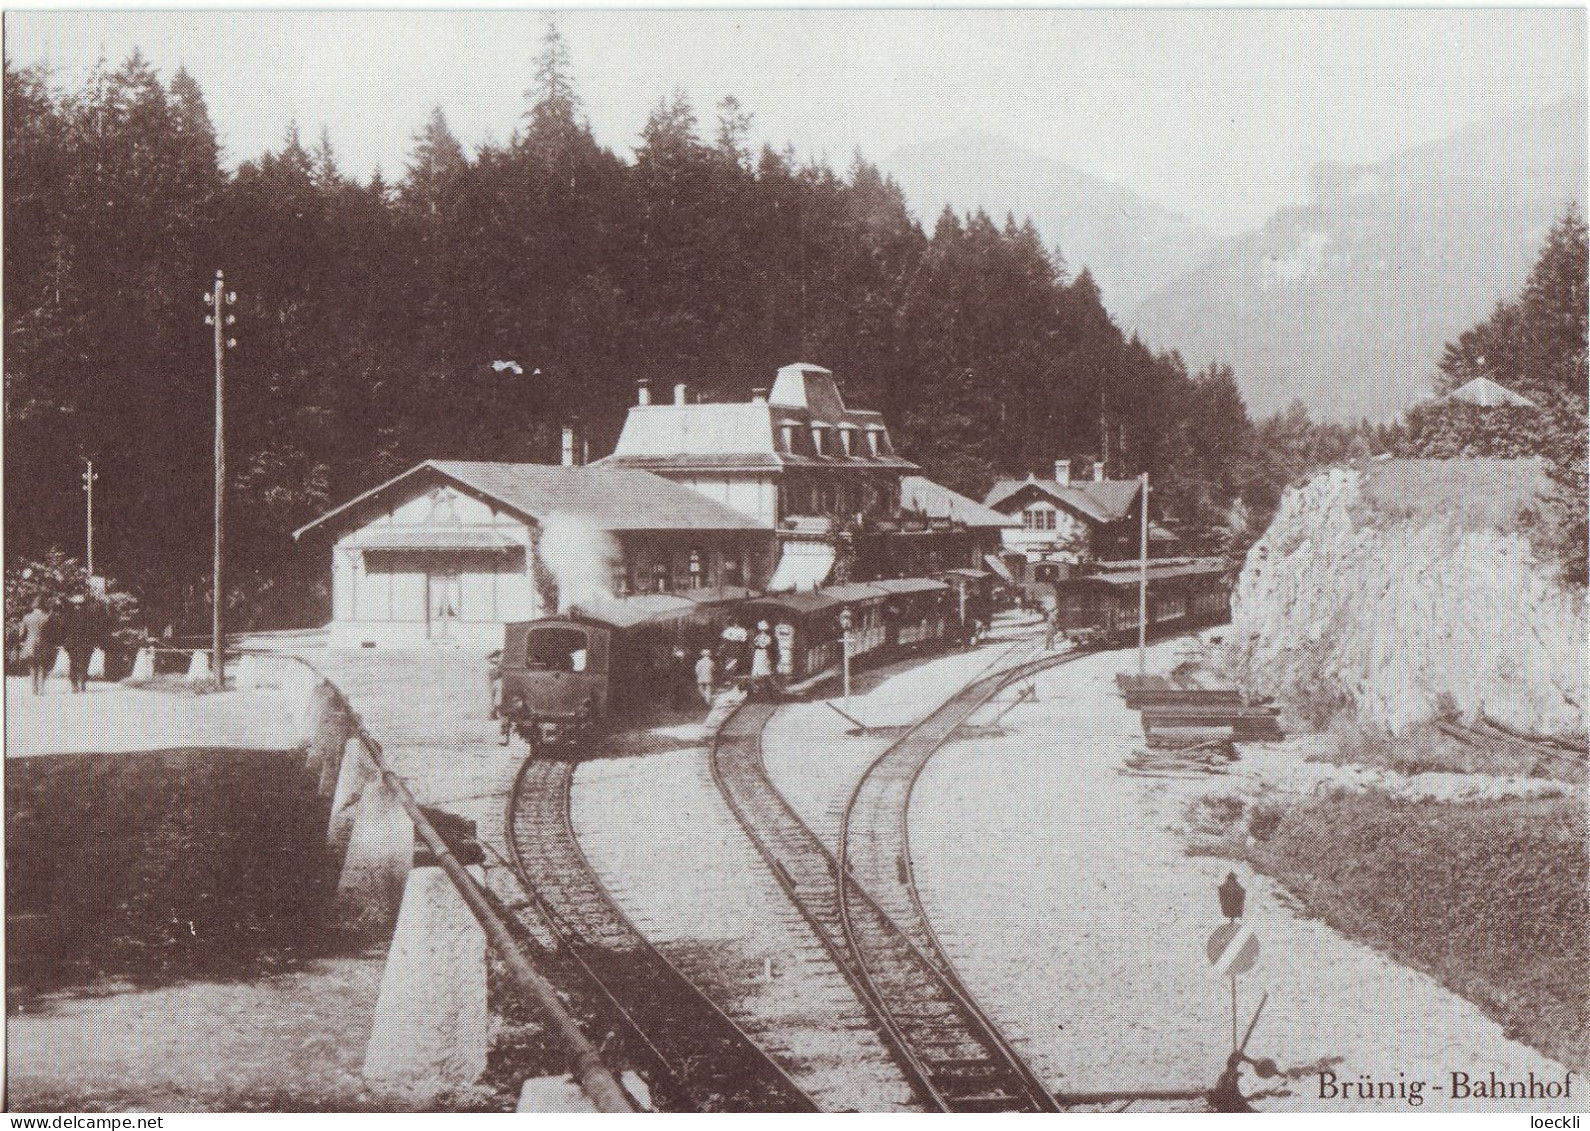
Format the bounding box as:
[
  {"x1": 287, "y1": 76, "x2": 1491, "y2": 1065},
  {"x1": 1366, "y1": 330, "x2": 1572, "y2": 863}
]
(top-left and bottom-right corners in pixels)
[{"x1": 1203, "y1": 789, "x2": 1588, "y2": 1072}]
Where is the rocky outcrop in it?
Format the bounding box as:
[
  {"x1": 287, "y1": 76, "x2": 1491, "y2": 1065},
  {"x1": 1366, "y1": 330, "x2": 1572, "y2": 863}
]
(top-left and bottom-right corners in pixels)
[{"x1": 1223, "y1": 463, "x2": 1587, "y2": 737}]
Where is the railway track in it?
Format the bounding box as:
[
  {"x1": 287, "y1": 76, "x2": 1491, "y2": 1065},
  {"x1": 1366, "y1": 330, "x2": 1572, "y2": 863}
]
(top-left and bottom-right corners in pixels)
[
  {"x1": 505, "y1": 756, "x2": 819, "y2": 1112},
  {"x1": 711, "y1": 643, "x2": 1077, "y2": 1112}
]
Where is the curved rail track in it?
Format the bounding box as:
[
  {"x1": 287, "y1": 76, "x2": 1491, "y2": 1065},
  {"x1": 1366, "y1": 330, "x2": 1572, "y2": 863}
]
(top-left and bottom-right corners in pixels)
[
  {"x1": 711, "y1": 642, "x2": 1080, "y2": 1112},
  {"x1": 505, "y1": 756, "x2": 819, "y2": 1112}
]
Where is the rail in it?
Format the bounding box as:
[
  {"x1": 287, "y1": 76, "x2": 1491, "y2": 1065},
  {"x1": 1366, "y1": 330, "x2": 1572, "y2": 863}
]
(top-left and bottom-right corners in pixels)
[
  {"x1": 503, "y1": 754, "x2": 820, "y2": 1112},
  {"x1": 835, "y1": 643, "x2": 1078, "y2": 1112},
  {"x1": 709, "y1": 640, "x2": 1073, "y2": 1111}
]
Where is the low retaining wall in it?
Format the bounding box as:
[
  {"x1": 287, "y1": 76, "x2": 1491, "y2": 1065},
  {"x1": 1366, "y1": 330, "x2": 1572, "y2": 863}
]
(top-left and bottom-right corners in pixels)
[{"x1": 292, "y1": 661, "x2": 634, "y2": 1111}]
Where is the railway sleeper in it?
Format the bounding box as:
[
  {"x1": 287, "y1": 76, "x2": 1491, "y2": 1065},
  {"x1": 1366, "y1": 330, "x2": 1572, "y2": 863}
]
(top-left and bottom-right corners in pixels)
[{"x1": 946, "y1": 1092, "x2": 1033, "y2": 1113}]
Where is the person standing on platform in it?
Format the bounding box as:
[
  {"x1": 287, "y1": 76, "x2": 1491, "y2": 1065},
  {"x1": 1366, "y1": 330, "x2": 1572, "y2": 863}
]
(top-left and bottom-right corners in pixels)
[
  {"x1": 750, "y1": 621, "x2": 774, "y2": 699},
  {"x1": 61, "y1": 595, "x2": 90, "y2": 693},
  {"x1": 20, "y1": 601, "x2": 53, "y2": 695},
  {"x1": 695, "y1": 649, "x2": 716, "y2": 706}
]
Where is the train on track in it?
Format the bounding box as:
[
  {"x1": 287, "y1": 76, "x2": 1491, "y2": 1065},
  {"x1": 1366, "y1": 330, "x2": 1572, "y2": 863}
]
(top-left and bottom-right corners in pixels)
[
  {"x1": 497, "y1": 578, "x2": 962, "y2": 746},
  {"x1": 498, "y1": 558, "x2": 1231, "y2": 746},
  {"x1": 1052, "y1": 558, "x2": 1231, "y2": 649}
]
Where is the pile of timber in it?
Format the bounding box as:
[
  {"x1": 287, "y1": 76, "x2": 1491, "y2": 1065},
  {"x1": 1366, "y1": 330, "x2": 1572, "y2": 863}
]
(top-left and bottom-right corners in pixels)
[{"x1": 1117, "y1": 672, "x2": 1283, "y2": 744}]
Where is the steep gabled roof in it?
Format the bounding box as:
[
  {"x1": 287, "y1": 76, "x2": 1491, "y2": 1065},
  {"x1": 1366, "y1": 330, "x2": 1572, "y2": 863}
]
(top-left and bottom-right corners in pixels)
[
  {"x1": 900, "y1": 475, "x2": 1019, "y2": 528},
  {"x1": 983, "y1": 476, "x2": 1142, "y2": 526},
  {"x1": 293, "y1": 460, "x2": 768, "y2": 541}
]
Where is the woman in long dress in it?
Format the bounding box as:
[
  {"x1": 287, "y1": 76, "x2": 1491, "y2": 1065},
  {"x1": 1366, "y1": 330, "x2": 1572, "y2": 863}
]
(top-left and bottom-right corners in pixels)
[{"x1": 750, "y1": 621, "x2": 774, "y2": 698}]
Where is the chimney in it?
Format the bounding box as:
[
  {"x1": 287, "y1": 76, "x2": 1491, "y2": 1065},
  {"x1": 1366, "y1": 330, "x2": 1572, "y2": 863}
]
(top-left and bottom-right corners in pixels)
[
  {"x1": 1094, "y1": 460, "x2": 1106, "y2": 482},
  {"x1": 561, "y1": 425, "x2": 579, "y2": 467},
  {"x1": 1054, "y1": 459, "x2": 1071, "y2": 486},
  {"x1": 751, "y1": 387, "x2": 769, "y2": 404},
  {"x1": 637, "y1": 379, "x2": 651, "y2": 406},
  {"x1": 674, "y1": 382, "x2": 688, "y2": 406}
]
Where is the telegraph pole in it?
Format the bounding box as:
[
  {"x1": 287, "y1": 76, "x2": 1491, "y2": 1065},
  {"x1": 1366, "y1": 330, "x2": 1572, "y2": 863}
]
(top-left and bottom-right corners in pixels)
[
  {"x1": 204, "y1": 272, "x2": 237, "y2": 683},
  {"x1": 81, "y1": 459, "x2": 98, "y2": 578},
  {"x1": 1138, "y1": 471, "x2": 1149, "y2": 674}
]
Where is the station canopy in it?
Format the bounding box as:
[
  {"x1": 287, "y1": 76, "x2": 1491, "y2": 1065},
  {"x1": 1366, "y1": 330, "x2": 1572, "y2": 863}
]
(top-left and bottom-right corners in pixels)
[{"x1": 767, "y1": 542, "x2": 836, "y2": 592}]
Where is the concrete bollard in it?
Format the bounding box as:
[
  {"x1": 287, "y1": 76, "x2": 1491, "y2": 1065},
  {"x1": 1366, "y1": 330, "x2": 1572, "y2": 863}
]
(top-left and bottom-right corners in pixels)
[
  {"x1": 317, "y1": 726, "x2": 352, "y2": 798},
  {"x1": 130, "y1": 646, "x2": 155, "y2": 681},
  {"x1": 186, "y1": 650, "x2": 210, "y2": 681},
  {"x1": 516, "y1": 1076, "x2": 599, "y2": 1113},
  {"x1": 361, "y1": 865, "x2": 489, "y2": 1095},
  {"x1": 50, "y1": 647, "x2": 70, "y2": 677},
  {"x1": 327, "y1": 737, "x2": 377, "y2": 855},
  {"x1": 86, "y1": 647, "x2": 105, "y2": 679},
  {"x1": 304, "y1": 683, "x2": 348, "y2": 785},
  {"x1": 334, "y1": 783, "x2": 414, "y2": 934}
]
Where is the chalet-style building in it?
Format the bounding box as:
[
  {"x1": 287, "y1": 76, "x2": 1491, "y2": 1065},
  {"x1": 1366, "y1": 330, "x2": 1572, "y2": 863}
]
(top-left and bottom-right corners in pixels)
[
  {"x1": 293, "y1": 459, "x2": 773, "y2": 650},
  {"x1": 984, "y1": 460, "x2": 1176, "y2": 571}
]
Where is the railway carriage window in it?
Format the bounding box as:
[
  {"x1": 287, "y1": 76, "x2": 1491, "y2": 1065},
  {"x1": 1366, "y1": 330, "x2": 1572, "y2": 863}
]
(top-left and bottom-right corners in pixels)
[{"x1": 526, "y1": 627, "x2": 590, "y2": 673}]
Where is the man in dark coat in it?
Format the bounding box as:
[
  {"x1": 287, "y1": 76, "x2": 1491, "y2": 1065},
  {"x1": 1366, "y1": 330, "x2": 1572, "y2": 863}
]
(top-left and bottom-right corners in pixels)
[{"x1": 61, "y1": 595, "x2": 91, "y2": 693}]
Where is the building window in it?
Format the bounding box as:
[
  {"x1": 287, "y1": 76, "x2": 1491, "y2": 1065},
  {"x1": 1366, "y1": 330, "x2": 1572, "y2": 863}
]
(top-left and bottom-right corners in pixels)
[
  {"x1": 866, "y1": 428, "x2": 883, "y2": 456},
  {"x1": 689, "y1": 549, "x2": 704, "y2": 588},
  {"x1": 811, "y1": 426, "x2": 825, "y2": 455},
  {"x1": 839, "y1": 427, "x2": 854, "y2": 456},
  {"x1": 780, "y1": 423, "x2": 797, "y2": 452},
  {"x1": 1025, "y1": 508, "x2": 1057, "y2": 531}
]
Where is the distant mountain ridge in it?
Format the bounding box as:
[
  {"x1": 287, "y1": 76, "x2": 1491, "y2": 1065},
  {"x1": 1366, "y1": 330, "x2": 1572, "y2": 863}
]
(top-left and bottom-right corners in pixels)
[
  {"x1": 1130, "y1": 94, "x2": 1589, "y2": 421},
  {"x1": 883, "y1": 131, "x2": 1217, "y2": 312}
]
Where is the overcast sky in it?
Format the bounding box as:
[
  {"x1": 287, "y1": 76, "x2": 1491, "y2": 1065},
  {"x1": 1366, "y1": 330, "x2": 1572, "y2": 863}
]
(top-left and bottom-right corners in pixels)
[{"x1": 6, "y1": 7, "x2": 1585, "y2": 236}]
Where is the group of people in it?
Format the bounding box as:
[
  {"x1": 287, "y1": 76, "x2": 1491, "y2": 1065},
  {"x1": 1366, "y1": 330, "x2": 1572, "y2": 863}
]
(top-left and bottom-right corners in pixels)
[
  {"x1": 14, "y1": 595, "x2": 112, "y2": 694},
  {"x1": 682, "y1": 619, "x2": 783, "y2": 708}
]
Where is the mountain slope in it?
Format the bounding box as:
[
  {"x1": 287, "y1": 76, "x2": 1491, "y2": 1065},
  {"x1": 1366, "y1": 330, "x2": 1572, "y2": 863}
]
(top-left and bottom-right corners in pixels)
[
  {"x1": 884, "y1": 131, "x2": 1215, "y2": 312},
  {"x1": 1130, "y1": 94, "x2": 1589, "y2": 422}
]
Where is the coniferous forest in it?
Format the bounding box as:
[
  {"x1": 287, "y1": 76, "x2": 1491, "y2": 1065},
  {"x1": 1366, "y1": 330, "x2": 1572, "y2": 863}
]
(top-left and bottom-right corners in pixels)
[{"x1": 5, "y1": 30, "x2": 1580, "y2": 630}]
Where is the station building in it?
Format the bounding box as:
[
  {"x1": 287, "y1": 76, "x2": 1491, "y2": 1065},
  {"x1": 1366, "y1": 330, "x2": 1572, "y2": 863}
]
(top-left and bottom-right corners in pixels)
[
  {"x1": 600, "y1": 362, "x2": 1006, "y2": 587},
  {"x1": 297, "y1": 361, "x2": 1021, "y2": 649},
  {"x1": 293, "y1": 459, "x2": 773, "y2": 650}
]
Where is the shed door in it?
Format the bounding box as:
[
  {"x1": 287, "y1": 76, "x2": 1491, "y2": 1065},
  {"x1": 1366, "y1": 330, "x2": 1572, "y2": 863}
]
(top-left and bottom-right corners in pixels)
[{"x1": 428, "y1": 570, "x2": 462, "y2": 639}]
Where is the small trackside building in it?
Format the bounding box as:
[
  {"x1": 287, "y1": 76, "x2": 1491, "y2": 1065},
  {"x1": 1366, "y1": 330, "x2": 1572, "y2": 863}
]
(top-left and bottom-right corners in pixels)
[{"x1": 293, "y1": 460, "x2": 775, "y2": 651}]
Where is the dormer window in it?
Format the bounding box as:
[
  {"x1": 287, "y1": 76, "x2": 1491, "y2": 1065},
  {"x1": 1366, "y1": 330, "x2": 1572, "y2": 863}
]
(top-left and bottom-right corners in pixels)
[
  {"x1": 810, "y1": 425, "x2": 825, "y2": 456},
  {"x1": 838, "y1": 424, "x2": 856, "y2": 457},
  {"x1": 866, "y1": 426, "x2": 885, "y2": 457},
  {"x1": 779, "y1": 420, "x2": 798, "y2": 452}
]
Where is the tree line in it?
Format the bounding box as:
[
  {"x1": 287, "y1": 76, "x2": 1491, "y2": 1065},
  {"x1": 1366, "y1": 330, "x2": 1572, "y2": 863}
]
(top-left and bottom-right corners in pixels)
[{"x1": 15, "y1": 28, "x2": 1572, "y2": 634}]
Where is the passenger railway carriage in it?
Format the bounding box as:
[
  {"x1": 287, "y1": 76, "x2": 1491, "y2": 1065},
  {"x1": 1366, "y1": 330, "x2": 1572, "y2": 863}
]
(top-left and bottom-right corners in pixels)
[{"x1": 1052, "y1": 558, "x2": 1230, "y2": 647}]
